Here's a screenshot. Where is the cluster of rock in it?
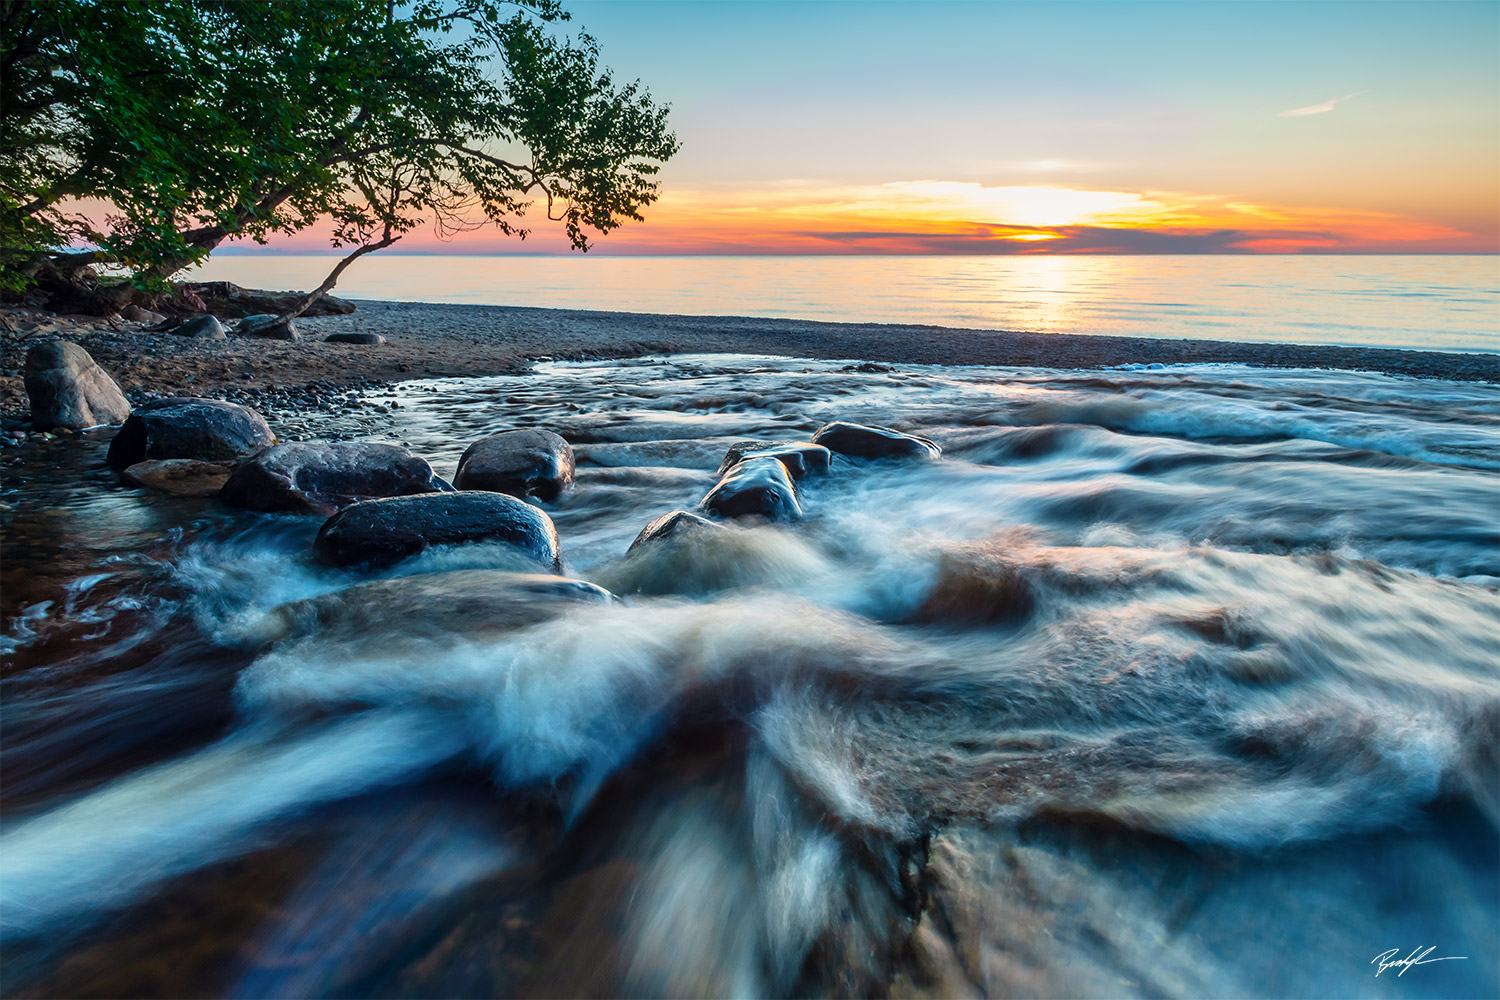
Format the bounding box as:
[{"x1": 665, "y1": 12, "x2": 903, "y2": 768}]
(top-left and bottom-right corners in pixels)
[
  {"x1": 627, "y1": 421, "x2": 940, "y2": 555},
  {"x1": 23, "y1": 338, "x2": 945, "y2": 623},
  {"x1": 164, "y1": 313, "x2": 300, "y2": 341}
]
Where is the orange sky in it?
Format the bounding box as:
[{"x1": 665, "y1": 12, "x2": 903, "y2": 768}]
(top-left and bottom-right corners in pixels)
[{"x1": 243, "y1": 2, "x2": 1499, "y2": 257}]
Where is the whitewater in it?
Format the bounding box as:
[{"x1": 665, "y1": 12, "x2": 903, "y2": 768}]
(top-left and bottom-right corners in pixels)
[{"x1": 2, "y1": 356, "x2": 1496, "y2": 998}]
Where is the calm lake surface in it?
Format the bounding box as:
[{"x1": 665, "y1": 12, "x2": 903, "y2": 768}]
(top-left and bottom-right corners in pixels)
[
  {"x1": 196, "y1": 253, "x2": 1500, "y2": 353},
  {"x1": 3, "y1": 357, "x2": 1497, "y2": 997}
]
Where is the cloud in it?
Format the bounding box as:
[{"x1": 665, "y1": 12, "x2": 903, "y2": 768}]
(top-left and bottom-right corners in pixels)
[{"x1": 1277, "y1": 92, "x2": 1364, "y2": 117}]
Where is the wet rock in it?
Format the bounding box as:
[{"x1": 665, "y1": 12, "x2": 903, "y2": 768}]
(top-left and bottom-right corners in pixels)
[
  {"x1": 121, "y1": 459, "x2": 235, "y2": 497},
  {"x1": 453, "y1": 429, "x2": 575, "y2": 501},
  {"x1": 24, "y1": 341, "x2": 132, "y2": 430},
  {"x1": 716, "y1": 441, "x2": 832, "y2": 480},
  {"x1": 811, "y1": 421, "x2": 940, "y2": 461},
  {"x1": 698, "y1": 456, "x2": 801, "y2": 522},
  {"x1": 107, "y1": 397, "x2": 272, "y2": 468},
  {"x1": 259, "y1": 570, "x2": 612, "y2": 644},
  {"x1": 219, "y1": 440, "x2": 442, "y2": 514},
  {"x1": 313, "y1": 490, "x2": 562, "y2": 571},
  {"x1": 601, "y1": 508, "x2": 826, "y2": 596},
  {"x1": 628, "y1": 509, "x2": 725, "y2": 552},
  {"x1": 171, "y1": 315, "x2": 226, "y2": 339},
  {"x1": 236, "y1": 314, "x2": 299, "y2": 340},
  {"x1": 324, "y1": 332, "x2": 385, "y2": 345}
]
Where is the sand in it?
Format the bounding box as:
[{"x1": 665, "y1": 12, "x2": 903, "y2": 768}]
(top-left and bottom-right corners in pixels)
[{"x1": 2, "y1": 299, "x2": 1495, "y2": 420}]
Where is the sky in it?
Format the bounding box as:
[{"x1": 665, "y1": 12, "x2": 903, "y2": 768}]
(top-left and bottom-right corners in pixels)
[{"x1": 271, "y1": 0, "x2": 1500, "y2": 255}]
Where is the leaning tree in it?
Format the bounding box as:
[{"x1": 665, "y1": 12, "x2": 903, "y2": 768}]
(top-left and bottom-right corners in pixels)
[{"x1": 0, "y1": 0, "x2": 679, "y2": 313}]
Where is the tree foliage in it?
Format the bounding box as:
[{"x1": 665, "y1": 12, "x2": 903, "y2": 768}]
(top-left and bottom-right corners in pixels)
[{"x1": 0, "y1": 0, "x2": 678, "y2": 301}]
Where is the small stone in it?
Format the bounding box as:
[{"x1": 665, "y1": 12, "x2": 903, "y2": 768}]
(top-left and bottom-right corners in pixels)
[{"x1": 122, "y1": 459, "x2": 235, "y2": 497}]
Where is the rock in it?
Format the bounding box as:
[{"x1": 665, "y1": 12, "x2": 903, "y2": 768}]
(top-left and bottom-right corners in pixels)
[
  {"x1": 453, "y1": 429, "x2": 575, "y2": 501},
  {"x1": 219, "y1": 440, "x2": 443, "y2": 514},
  {"x1": 24, "y1": 341, "x2": 132, "y2": 430},
  {"x1": 170, "y1": 315, "x2": 225, "y2": 339},
  {"x1": 120, "y1": 304, "x2": 166, "y2": 325},
  {"x1": 811, "y1": 421, "x2": 940, "y2": 461},
  {"x1": 598, "y1": 508, "x2": 826, "y2": 597},
  {"x1": 715, "y1": 441, "x2": 832, "y2": 480},
  {"x1": 107, "y1": 397, "x2": 272, "y2": 468},
  {"x1": 236, "y1": 314, "x2": 299, "y2": 340},
  {"x1": 698, "y1": 456, "x2": 801, "y2": 522},
  {"x1": 312, "y1": 491, "x2": 561, "y2": 571},
  {"x1": 121, "y1": 459, "x2": 235, "y2": 497},
  {"x1": 324, "y1": 332, "x2": 385, "y2": 345},
  {"x1": 628, "y1": 509, "x2": 725, "y2": 552},
  {"x1": 258, "y1": 570, "x2": 612, "y2": 645}
]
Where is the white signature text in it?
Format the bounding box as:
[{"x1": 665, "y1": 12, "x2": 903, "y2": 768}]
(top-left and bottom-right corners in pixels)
[{"x1": 1372, "y1": 947, "x2": 1468, "y2": 977}]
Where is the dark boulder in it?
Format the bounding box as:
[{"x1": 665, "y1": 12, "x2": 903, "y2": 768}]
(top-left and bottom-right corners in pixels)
[
  {"x1": 260, "y1": 570, "x2": 612, "y2": 645},
  {"x1": 122, "y1": 459, "x2": 235, "y2": 497},
  {"x1": 453, "y1": 429, "x2": 575, "y2": 501},
  {"x1": 24, "y1": 341, "x2": 132, "y2": 430},
  {"x1": 171, "y1": 315, "x2": 226, "y2": 339},
  {"x1": 698, "y1": 456, "x2": 801, "y2": 522},
  {"x1": 628, "y1": 509, "x2": 725, "y2": 552},
  {"x1": 313, "y1": 490, "x2": 562, "y2": 571},
  {"x1": 811, "y1": 421, "x2": 940, "y2": 461},
  {"x1": 235, "y1": 314, "x2": 299, "y2": 340},
  {"x1": 715, "y1": 441, "x2": 832, "y2": 480},
  {"x1": 324, "y1": 332, "x2": 385, "y2": 345},
  {"x1": 219, "y1": 440, "x2": 442, "y2": 514},
  {"x1": 107, "y1": 397, "x2": 270, "y2": 468}
]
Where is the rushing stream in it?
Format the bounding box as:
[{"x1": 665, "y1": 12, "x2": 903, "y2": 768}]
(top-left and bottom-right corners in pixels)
[{"x1": 2, "y1": 355, "x2": 1497, "y2": 998}]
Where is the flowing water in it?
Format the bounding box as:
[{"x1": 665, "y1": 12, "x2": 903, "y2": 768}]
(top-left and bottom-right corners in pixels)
[{"x1": 2, "y1": 356, "x2": 1497, "y2": 998}]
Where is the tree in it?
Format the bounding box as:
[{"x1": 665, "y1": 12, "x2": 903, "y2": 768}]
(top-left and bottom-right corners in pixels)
[{"x1": 0, "y1": 0, "x2": 679, "y2": 311}]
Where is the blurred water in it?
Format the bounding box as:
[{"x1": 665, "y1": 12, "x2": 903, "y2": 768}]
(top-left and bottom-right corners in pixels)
[
  {"x1": 2, "y1": 357, "x2": 1497, "y2": 998},
  {"x1": 195, "y1": 254, "x2": 1500, "y2": 352}
]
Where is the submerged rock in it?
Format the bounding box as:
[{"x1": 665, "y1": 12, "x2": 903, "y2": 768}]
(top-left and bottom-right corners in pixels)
[
  {"x1": 715, "y1": 441, "x2": 832, "y2": 480},
  {"x1": 313, "y1": 490, "x2": 562, "y2": 570},
  {"x1": 453, "y1": 429, "x2": 575, "y2": 501},
  {"x1": 600, "y1": 508, "x2": 826, "y2": 596},
  {"x1": 24, "y1": 341, "x2": 132, "y2": 430},
  {"x1": 811, "y1": 421, "x2": 940, "y2": 461},
  {"x1": 170, "y1": 315, "x2": 226, "y2": 339},
  {"x1": 219, "y1": 440, "x2": 442, "y2": 514},
  {"x1": 236, "y1": 314, "x2": 299, "y2": 340},
  {"x1": 106, "y1": 397, "x2": 270, "y2": 468},
  {"x1": 122, "y1": 459, "x2": 235, "y2": 497},
  {"x1": 260, "y1": 569, "x2": 612, "y2": 644},
  {"x1": 324, "y1": 332, "x2": 385, "y2": 345},
  {"x1": 699, "y1": 456, "x2": 801, "y2": 522},
  {"x1": 628, "y1": 509, "x2": 725, "y2": 552}
]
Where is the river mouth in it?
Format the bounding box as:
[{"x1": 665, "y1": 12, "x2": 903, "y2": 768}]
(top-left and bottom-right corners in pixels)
[{"x1": 3, "y1": 355, "x2": 1497, "y2": 998}]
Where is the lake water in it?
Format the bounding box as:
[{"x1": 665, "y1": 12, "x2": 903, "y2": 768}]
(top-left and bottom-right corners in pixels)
[
  {"x1": 195, "y1": 253, "x2": 1500, "y2": 353},
  {"x1": 3, "y1": 357, "x2": 1497, "y2": 997}
]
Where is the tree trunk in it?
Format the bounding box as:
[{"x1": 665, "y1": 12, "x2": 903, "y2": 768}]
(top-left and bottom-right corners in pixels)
[{"x1": 278, "y1": 231, "x2": 400, "y2": 322}]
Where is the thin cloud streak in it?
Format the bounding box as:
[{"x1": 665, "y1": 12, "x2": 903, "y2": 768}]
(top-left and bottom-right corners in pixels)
[{"x1": 1277, "y1": 92, "x2": 1365, "y2": 117}]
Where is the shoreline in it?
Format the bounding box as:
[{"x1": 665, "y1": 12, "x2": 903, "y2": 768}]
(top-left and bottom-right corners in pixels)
[{"x1": 3, "y1": 298, "x2": 1497, "y2": 422}]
